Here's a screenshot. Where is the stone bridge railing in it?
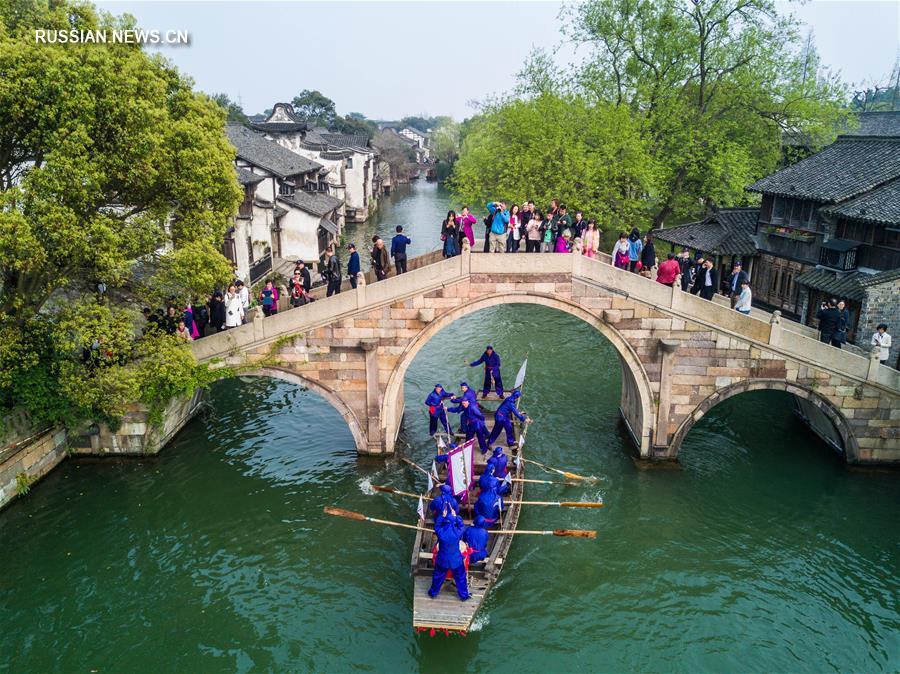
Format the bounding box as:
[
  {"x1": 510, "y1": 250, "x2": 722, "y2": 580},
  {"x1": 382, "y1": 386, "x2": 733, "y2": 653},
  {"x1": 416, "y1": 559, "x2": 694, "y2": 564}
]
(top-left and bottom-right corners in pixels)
[{"x1": 194, "y1": 248, "x2": 899, "y2": 395}]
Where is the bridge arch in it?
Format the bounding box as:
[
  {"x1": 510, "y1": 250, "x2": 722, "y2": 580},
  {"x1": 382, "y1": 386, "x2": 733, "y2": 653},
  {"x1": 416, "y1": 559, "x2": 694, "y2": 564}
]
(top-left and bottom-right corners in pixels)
[
  {"x1": 229, "y1": 366, "x2": 368, "y2": 454},
  {"x1": 380, "y1": 292, "x2": 656, "y2": 455},
  {"x1": 668, "y1": 379, "x2": 858, "y2": 461}
]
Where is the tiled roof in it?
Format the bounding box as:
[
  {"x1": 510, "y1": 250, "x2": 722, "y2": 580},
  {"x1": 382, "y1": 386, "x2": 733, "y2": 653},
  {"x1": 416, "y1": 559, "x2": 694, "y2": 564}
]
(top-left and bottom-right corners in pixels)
[
  {"x1": 747, "y1": 136, "x2": 900, "y2": 202},
  {"x1": 235, "y1": 167, "x2": 265, "y2": 185},
  {"x1": 820, "y1": 176, "x2": 900, "y2": 227},
  {"x1": 320, "y1": 133, "x2": 370, "y2": 150},
  {"x1": 251, "y1": 121, "x2": 308, "y2": 133},
  {"x1": 796, "y1": 266, "x2": 900, "y2": 302},
  {"x1": 277, "y1": 191, "x2": 343, "y2": 217},
  {"x1": 848, "y1": 111, "x2": 900, "y2": 137},
  {"x1": 652, "y1": 208, "x2": 759, "y2": 257},
  {"x1": 226, "y1": 124, "x2": 322, "y2": 178}
]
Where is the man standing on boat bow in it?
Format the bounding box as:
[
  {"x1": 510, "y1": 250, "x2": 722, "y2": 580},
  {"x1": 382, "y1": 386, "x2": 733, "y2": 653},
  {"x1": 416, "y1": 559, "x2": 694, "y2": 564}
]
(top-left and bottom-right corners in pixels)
[{"x1": 467, "y1": 345, "x2": 504, "y2": 399}]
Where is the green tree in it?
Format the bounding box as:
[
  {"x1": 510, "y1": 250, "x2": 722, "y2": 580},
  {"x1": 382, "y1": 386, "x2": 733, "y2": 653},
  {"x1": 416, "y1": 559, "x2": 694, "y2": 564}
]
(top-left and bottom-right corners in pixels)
[
  {"x1": 561, "y1": 0, "x2": 849, "y2": 225},
  {"x1": 429, "y1": 118, "x2": 461, "y2": 164},
  {"x1": 210, "y1": 92, "x2": 249, "y2": 124},
  {"x1": 0, "y1": 1, "x2": 241, "y2": 429},
  {"x1": 291, "y1": 89, "x2": 337, "y2": 127},
  {"x1": 450, "y1": 94, "x2": 655, "y2": 229}
]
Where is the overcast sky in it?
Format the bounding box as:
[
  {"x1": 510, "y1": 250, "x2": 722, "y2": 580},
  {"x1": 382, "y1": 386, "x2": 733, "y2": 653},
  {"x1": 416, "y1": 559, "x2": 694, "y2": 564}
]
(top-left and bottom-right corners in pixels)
[{"x1": 96, "y1": 0, "x2": 900, "y2": 121}]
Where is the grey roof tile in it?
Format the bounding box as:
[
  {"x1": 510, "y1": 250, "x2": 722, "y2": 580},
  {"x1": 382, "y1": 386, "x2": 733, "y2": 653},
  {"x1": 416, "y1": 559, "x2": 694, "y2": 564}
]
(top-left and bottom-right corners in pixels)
[
  {"x1": 277, "y1": 191, "x2": 343, "y2": 217},
  {"x1": 747, "y1": 136, "x2": 900, "y2": 202},
  {"x1": 652, "y1": 208, "x2": 759, "y2": 256},
  {"x1": 235, "y1": 167, "x2": 265, "y2": 185},
  {"x1": 821, "y1": 176, "x2": 900, "y2": 227},
  {"x1": 226, "y1": 123, "x2": 322, "y2": 178}
]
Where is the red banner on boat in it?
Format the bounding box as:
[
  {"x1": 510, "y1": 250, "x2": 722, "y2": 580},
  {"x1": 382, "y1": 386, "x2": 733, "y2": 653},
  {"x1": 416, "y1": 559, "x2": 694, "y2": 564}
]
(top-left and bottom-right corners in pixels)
[{"x1": 446, "y1": 439, "x2": 475, "y2": 502}]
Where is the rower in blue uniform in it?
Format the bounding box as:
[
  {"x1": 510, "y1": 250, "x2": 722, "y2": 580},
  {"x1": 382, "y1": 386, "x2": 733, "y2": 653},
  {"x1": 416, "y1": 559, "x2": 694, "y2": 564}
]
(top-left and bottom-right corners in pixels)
[
  {"x1": 463, "y1": 516, "x2": 490, "y2": 563},
  {"x1": 428, "y1": 507, "x2": 470, "y2": 600},
  {"x1": 429, "y1": 483, "x2": 458, "y2": 516},
  {"x1": 474, "y1": 463, "x2": 509, "y2": 522},
  {"x1": 486, "y1": 446, "x2": 509, "y2": 479},
  {"x1": 487, "y1": 390, "x2": 529, "y2": 447},
  {"x1": 450, "y1": 382, "x2": 477, "y2": 434},
  {"x1": 425, "y1": 383, "x2": 453, "y2": 436},
  {"x1": 468, "y1": 345, "x2": 504, "y2": 399},
  {"x1": 448, "y1": 398, "x2": 488, "y2": 453}
]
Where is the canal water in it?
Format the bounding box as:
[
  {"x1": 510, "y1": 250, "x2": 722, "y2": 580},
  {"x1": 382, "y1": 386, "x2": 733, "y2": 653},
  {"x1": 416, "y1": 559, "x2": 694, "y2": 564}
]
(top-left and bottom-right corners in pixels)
[{"x1": 1, "y1": 184, "x2": 898, "y2": 673}]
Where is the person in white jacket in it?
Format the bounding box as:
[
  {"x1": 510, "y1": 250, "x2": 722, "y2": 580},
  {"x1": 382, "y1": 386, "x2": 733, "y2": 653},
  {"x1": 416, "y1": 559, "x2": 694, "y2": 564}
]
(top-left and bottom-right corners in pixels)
[
  {"x1": 734, "y1": 280, "x2": 752, "y2": 315},
  {"x1": 224, "y1": 284, "x2": 244, "y2": 328},
  {"x1": 871, "y1": 324, "x2": 892, "y2": 365},
  {"x1": 236, "y1": 280, "x2": 250, "y2": 324}
]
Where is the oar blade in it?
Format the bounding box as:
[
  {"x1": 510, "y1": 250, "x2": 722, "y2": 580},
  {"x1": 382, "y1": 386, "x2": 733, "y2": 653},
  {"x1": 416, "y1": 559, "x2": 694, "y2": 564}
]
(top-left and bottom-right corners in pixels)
[
  {"x1": 324, "y1": 506, "x2": 366, "y2": 521},
  {"x1": 371, "y1": 485, "x2": 396, "y2": 494},
  {"x1": 552, "y1": 529, "x2": 597, "y2": 538},
  {"x1": 560, "y1": 502, "x2": 605, "y2": 508}
]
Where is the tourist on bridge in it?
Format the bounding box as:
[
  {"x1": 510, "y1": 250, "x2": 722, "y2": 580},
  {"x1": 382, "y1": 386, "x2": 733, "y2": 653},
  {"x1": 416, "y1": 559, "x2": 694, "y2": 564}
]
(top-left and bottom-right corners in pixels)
[
  {"x1": 463, "y1": 516, "x2": 490, "y2": 564},
  {"x1": 236, "y1": 280, "x2": 250, "y2": 323},
  {"x1": 582, "y1": 219, "x2": 601, "y2": 259},
  {"x1": 627, "y1": 227, "x2": 643, "y2": 273},
  {"x1": 455, "y1": 206, "x2": 477, "y2": 249},
  {"x1": 612, "y1": 232, "x2": 630, "y2": 269},
  {"x1": 371, "y1": 238, "x2": 391, "y2": 282},
  {"x1": 486, "y1": 446, "x2": 509, "y2": 479},
  {"x1": 506, "y1": 204, "x2": 522, "y2": 253},
  {"x1": 734, "y1": 280, "x2": 752, "y2": 315},
  {"x1": 656, "y1": 253, "x2": 681, "y2": 287},
  {"x1": 816, "y1": 298, "x2": 843, "y2": 347},
  {"x1": 486, "y1": 201, "x2": 510, "y2": 253},
  {"x1": 450, "y1": 382, "x2": 478, "y2": 434},
  {"x1": 525, "y1": 211, "x2": 544, "y2": 253},
  {"x1": 448, "y1": 398, "x2": 488, "y2": 453},
  {"x1": 726, "y1": 262, "x2": 749, "y2": 308},
  {"x1": 294, "y1": 260, "x2": 312, "y2": 293},
  {"x1": 571, "y1": 211, "x2": 587, "y2": 241},
  {"x1": 468, "y1": 345, "x2": 504, "y2": 398},
  {"x1": 224, "y1": 285, "x2": 244, "y2": 328},
  {"x1": 346, "y1": 244, "x2": 361, "y2": 289},
  {"x1": 678, "y1": 249, "x2": 694, "y2": 291},
  {"x1": 289, "y1": 271, "x2": 313, "y2": 308},
  {"x1": 871, "y1": 324, "x2": 892, "y2": 366},
  {"x1": 640, "y1": 232, "x2": 656, "y2": 277},
  {"x1": 487, "y1": 391, "x2": 528, "y2": 447},
  {"x1": 391, "y1": 226, "x2": 411, "y2": 274},
  {"x1": 698, "y1": 259, "x2": 719, "y2": 300},
  {"x1": 689, "y1": 255, "x2": 706, "y2": 295},
  {"x1": 259, "y1": 279, "x2": 279, "y2": 316},
  {"x1": 425, "y1": 384, "x2": 453, "y2": 436},
  {"x1": 323, "y1": 246, "x2": 342, "y2": 297},
  {"x1": 208, "y1": 291, "x2": 226, "y2": 333},
  {"x1": 441, "y1": 211, "x2": 459, "y2": 258},
  {"x1": 551, "y1": 204, "x2": 572, "y2": 248},
  {"x1": 428, "y1": 507, "x2": 470, "y2": 601}
]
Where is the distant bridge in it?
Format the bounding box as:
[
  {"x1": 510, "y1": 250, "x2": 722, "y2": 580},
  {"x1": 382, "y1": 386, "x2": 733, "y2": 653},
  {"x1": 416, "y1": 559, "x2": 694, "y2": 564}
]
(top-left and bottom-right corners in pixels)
[{"x1": 192, "y1": 248, "x2": 900, "y2": 465}]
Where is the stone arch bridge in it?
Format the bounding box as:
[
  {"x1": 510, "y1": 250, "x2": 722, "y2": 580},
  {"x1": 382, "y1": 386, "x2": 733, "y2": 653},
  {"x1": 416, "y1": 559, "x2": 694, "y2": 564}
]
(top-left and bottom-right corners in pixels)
[{"x1": 192, "y1": 249, "x2": 900, "y2": 465}]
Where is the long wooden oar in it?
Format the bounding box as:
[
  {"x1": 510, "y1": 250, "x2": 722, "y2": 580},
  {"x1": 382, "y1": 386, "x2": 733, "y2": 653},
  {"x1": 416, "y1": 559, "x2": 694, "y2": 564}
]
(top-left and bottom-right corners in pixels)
[
  {"x1": 372, "y1": 485, "x2": 603, "y2": 508},
  {"x1": 519, "y1": 457, "x2": 598, "y2": 483},
  {"x1": 324, "y1": 507, "x2": 596, "y2": 538},
  {"x1": 401, "y1": 457, "x2": 442, "y2": 482}
]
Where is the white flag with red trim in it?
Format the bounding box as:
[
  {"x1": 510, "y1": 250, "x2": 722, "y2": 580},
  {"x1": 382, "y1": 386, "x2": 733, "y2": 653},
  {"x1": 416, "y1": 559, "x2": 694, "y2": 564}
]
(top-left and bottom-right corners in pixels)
[{"x1": 417, "y1": 496, "x2": 425, "y2": 521}]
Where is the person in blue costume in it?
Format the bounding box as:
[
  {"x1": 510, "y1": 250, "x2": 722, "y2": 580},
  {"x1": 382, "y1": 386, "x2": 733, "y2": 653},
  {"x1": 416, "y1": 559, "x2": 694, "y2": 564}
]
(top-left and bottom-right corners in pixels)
[
  {"x1": 428, "y1": 483, "x2": 458, "y2": 516},
  {"x1": 450, "y1": 382, "x2": 478, "y2": 434},
  {"x1": 425, "y1": 384, "x2": 453, "y2": 436},
  {"x1": 474, "y1": 464, "x2": 509, "y2": 522},
  {"x1": 428, "y1": 507, "x2": 470, "y2": 600},
  {"x1": 463, "y1": 516, "x2": 490, "y2": 563},
  {"x1": 467, "y1": 345, "x2": 504, "y2": 398},
  {"x1": 486, "y1": 446, "x2": 509, "y2": 479},
  {"x1": 448, "y1": 398, "x2": 488, "y2": 453},
  {"x1": 487, "y1": 390, "x2": 529, "y2": 447}
]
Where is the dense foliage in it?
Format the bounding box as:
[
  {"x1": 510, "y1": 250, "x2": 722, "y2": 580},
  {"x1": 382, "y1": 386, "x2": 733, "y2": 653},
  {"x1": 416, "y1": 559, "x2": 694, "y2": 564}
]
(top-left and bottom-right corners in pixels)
[
  {"x1": 452, "y1": 0, "x2": 849, "y2": 227},
  {"x1": 0, "y1": 1, "x2": 241, "y2": 430}
]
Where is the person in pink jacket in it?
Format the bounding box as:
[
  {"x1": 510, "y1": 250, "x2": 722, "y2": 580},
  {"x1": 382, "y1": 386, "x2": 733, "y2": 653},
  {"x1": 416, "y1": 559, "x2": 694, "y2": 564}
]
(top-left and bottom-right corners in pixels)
[
  {"x1": 455, "y1": 205, "x2": 477, "y2": 248},
  {"x1": 582, "y1": 219, "x2": 600, "y2": 258}
]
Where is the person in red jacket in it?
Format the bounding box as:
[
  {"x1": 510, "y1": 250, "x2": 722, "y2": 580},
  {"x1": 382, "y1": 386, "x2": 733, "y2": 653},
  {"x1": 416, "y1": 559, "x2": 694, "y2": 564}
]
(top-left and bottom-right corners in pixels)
[{"x1": 656, "y1": 252, "x2": 681, "y2": 287}]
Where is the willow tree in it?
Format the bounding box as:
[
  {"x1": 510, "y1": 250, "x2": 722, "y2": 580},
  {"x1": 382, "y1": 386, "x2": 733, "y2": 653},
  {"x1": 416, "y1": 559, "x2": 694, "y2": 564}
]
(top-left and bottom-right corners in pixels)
[
  {"x1": 0, "y1": 1, "x2": 240, "y2": 428},
  {"x1": 563, "y1": 0, "x2": 849, "y2": 226},
  {"x1": 451, "y1": 94, "x2": 655, "y2": 229}
]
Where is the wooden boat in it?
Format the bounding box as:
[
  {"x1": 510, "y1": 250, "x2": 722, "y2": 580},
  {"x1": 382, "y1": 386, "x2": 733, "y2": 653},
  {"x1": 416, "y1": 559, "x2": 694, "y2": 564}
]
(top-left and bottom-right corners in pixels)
[{"x1": 410, "y1": 384, "x2": 527, "y2": 635}]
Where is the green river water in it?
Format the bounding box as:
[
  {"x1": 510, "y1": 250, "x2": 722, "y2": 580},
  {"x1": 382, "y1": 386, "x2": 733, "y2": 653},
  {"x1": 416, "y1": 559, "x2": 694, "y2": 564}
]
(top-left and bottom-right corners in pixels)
[{"x1": 1, "y1": 183, "x2": 897, "y2": 673}]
